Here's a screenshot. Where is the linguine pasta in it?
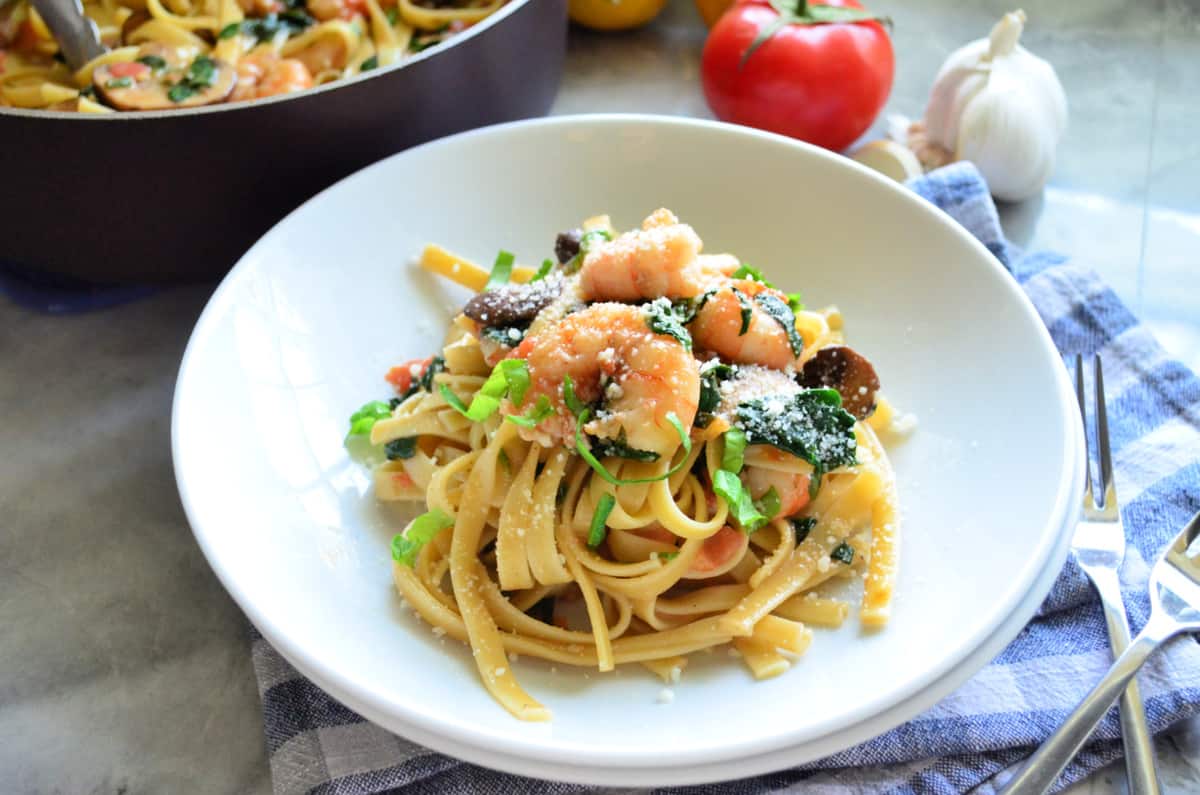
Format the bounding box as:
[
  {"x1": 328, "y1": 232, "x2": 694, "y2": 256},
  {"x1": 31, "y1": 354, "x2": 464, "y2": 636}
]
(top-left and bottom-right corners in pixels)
[
  {"x1": 0, "y1": 0, "x2": 505, "y2": 112},
  {"x1": 348, "y1": 209, "x2": 903, "y2": 721}
]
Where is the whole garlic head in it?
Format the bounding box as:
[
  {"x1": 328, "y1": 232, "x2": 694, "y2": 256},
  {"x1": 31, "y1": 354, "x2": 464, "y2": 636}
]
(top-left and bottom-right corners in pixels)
[{"x1": 917, "y1": 9, "x2": 1067, "y2": 201}]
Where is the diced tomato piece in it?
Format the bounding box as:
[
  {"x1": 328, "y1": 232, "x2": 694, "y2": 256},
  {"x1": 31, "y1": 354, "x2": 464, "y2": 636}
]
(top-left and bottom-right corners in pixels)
[
  {"x1": 391, "y1": 471, "x2": 414, "y2": 489},
  {"x1": 385, "y1": 356, "x2": 432, "y2": 394},
  {"x1": 340, "y1": 0, "x2": 367, "y2": 18},
  {"x1": 108, "y1": 61, "x2": 150, "y2": 79}
]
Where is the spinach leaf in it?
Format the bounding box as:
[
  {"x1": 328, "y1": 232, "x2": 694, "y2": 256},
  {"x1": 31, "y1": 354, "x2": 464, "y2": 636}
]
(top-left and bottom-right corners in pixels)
[
  {"x1": 385, "y1": 437, "x2": 417, "y2": 460},
  {"x1": 735, "y1": 389, "x2": 857, "y2": 473},
  {"x1": 590, "y1": 436, "x2": 659, "y2": 462},
  {"x1": 733, "y1": 288, "x2": 753, "y2": 335},
  {"x1": 697, "y1": 361, "x2": 734, "y2": 416},
  {"x1": 754, "y1": 293, "x2": 804, "y2": 356},
  {"x1": 644, "y1": 298, "x2": 692, "y2": 350},
  {"x1": 831, "y1": 541, "x2": 855, "y2": 565},
  {"x1": 790, "y1": 516, "x2": 817, "y2": 543}
]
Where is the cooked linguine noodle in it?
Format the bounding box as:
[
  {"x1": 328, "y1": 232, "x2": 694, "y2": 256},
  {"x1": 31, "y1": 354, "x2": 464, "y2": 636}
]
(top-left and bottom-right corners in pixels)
[
  {"x1": 0, "y1": 0, "x2": 505, "y2": 112},
  {"x1": 348, "y1": 209, "x2": 902, "y2": 721}
]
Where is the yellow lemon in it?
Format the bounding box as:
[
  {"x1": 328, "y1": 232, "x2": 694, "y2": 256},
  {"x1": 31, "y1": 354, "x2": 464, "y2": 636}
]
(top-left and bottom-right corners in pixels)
[{"x1": 568, "y1": 0, "x2": 669, "y2": 31}]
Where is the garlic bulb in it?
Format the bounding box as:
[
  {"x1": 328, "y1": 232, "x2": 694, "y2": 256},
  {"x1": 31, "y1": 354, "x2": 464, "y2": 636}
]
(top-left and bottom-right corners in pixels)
[{"x1": 912, "y1": 9, "x2": 1067, "y2": 201}]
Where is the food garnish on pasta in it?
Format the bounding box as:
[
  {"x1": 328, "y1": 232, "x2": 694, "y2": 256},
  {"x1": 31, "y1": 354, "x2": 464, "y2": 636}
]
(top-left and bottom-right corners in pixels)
[{"x1": 347, "y1": 209, "x2": 902, "y2": 721}]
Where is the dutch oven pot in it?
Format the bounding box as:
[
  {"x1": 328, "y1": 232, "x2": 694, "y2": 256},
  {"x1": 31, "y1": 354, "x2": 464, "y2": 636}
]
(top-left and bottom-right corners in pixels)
[{"x1": 0, "y1": 0, "x2": 566, "y2": 283}]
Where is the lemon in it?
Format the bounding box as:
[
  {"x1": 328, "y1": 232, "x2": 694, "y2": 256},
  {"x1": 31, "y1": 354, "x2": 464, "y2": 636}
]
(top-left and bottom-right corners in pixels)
[{"x1": 568, "y1": 0, "x2": 669, "y2": 31}]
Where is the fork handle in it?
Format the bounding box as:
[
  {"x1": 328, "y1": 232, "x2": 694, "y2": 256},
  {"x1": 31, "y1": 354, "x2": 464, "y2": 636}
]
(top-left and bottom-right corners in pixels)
[
  {"x1": 1096, "y1": 583, "x2": 1161, "y2": 795},
  {"x1": 998, "y1": 614, "x2": 1177, "y2": 795}
]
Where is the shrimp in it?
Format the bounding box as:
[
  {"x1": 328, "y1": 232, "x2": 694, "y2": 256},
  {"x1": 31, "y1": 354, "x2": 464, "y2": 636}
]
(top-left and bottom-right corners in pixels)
[
  {"x1": 690, "y1": 279, "x2": 802, "y2": 370},
  {"x1": 232, "y1": 53, "x2": 313, "y2": 101},
  {"x1": 683, "y1": 525, "x2": 749, "y2": 580},
  {"x1": 742, "y1": 465, "x2": 811, "y2": 518},
  {"x1": 289, "y1": 36, "x2": 349, "y2": 76},
  {"x1": 515, "y1": 302, "x2": 700, "y2": 457},
  {"x1": 628, "y1": 523, "x2": 746, "y2": 580},
  {"x1": 236, "y1": 0, "x2": 284, "y2": 14},
  {"x1": 307, "y1": 0, "x2": 367, "y2": 21},
  {"x1": 580, "y1": 208, "x2": 733, "y2": 302}
]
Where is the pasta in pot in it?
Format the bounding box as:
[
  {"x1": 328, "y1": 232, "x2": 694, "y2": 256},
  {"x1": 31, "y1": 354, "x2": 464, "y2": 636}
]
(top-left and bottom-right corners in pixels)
[
  {"x1": 348, "y1": 209, "x2": 905, "y2": 721},
  {"x1": 0, "y1": 0, "x2": 506, "y2": 112}
]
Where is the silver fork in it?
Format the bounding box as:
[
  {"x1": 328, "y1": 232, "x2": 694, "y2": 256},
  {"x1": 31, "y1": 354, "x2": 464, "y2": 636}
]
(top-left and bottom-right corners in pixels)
[
  {"x1": 999, "y1": 505, "x2": 1200, "y2": 794},
  {"x1": 1068, "y1": 355, "x2": 1159, "y2": 795}
]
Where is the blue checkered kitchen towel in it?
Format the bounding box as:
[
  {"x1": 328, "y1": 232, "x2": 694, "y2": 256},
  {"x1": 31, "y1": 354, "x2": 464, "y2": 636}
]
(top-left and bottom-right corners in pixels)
[{"x1": 250, "y1": 162, "x2": 1200, "y2": 795}]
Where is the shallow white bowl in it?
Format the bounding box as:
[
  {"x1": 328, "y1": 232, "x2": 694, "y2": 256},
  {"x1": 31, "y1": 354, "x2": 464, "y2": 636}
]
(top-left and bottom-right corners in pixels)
[{"x1": 173, "y1": 115, "x2": 1082, "y2": 786}]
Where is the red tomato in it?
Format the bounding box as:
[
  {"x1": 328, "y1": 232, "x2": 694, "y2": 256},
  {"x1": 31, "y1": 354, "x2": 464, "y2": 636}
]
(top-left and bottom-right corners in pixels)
[
  {"x1": 108, "y1": 61, "x2": 151, "y2": 79},
  {"x1": 385, "y1": 357, "x2": 432, "y2": 394},
  {"x1": 701, "y1": 0, "x2": 894, "y2": 152}
]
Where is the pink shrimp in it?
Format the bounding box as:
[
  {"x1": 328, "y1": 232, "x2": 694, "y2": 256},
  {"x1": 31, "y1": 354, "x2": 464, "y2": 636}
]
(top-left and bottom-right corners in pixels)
[
  {"x1": 579, "y1": 208, "x2": 734, "y2": 302},
  {"x1": 514, "y1": 302, "x2": 700, "y2": 457},
  {"x1": 690, "y1": 279, "x2": 802, "y2": 370},
  {"x1": 683, "y1": 525, "x2": 749, "y2": 580},
  {"x1": 742, "y1": 464, "x2": 812, "y2": 518},
  {"x1": 232, "y1": 53, "x2": 313, "y2": 101}
]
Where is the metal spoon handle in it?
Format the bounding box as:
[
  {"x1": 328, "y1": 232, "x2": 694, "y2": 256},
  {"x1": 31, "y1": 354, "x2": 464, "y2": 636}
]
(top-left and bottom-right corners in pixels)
[
  {"x1": 999, "y1": 614, "x2": 1176, "y2": 795},
  {"x1": 29, "y1": 0, "x2": 105, "y2": 72}
]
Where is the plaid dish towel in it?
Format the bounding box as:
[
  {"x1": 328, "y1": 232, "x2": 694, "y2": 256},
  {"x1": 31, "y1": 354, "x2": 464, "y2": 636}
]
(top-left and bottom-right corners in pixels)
[{"x1": 250, "y1": 162, "x2": 1200, "y2": 795}]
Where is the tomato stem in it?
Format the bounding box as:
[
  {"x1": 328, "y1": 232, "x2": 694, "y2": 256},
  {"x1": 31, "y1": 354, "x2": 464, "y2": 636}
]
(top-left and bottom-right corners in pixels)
[{"x1": 741, "y1": 0, "x2": 893, "y2": 69}]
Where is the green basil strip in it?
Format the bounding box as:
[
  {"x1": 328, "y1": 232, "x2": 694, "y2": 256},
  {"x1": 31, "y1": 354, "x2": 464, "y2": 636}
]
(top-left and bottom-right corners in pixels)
[
  {"x1": 505, "y1": 395, "x2": 553, "y2": 428},
  {"x1": 484, "y1": 249, "x2": 515, "y2": 291},
  {"x1": 721, "y1": 427, "x2": 747, "y2": 473},
  {"x1": 731, "y1": 263, "x2": 774, "y2": 287},
  {"x1": 587, "y1": 493, "x2": 617, "y2": 548},
  {"x1": 438, "y1": 383, "x2": 473, "y2": 417},
  {"x1": 562, "y1": 374, "x2": 586, "y2": 417},
  {"x1": 531, "y1": 258, "x2": 555, "y2": 282},
  {"x1": 500, "y1": 359, "x2": 530, "y2": 407},
  {"x1": 755, "y1": 486, "x2": 781, "y2": 521},
  {"x1": 575, "y1": 411, "x2": 691, "y2": 486},
  {"x1": 346, "y1": 400, "x2": 392, "y2": 439},
  {"x1": 391, "y1": 508, "x2": 455, "y2": 566},
  {"x1": 712, "y1": 469, "x2": 768, "y2": 532}
]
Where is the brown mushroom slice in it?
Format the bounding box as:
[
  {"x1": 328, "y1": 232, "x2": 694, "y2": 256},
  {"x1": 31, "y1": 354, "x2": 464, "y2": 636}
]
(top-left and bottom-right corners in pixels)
[
  {"x1": 94, "y1": 51, "x2": 236, "y2": 111},
  {"x1": 462, "y1": 274, "x2": 564, "y2": 327},
  {"x1": 798, "y1": 345, "x2": 881, "y2": 420}
]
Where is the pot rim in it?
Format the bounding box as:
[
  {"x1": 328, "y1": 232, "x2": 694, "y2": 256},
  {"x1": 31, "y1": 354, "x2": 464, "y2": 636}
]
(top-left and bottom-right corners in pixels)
[{"x1": 0, "y1": 0, "x2": 534, "y2": 122}]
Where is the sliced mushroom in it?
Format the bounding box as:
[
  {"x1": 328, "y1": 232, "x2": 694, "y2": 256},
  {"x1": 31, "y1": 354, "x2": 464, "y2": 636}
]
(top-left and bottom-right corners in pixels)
[
  {"x1": 798, "y1": 345, "x2": 881, "y2": 420},
  {"x1": 462, "y1": 273, "x2": 564, "y2": 327},
  {"x1": 554, "y1": 229, "x2": 582, "y2": 264},
  {"x1": 95, "y1": 46, "x2": 236, "y2": 111}
]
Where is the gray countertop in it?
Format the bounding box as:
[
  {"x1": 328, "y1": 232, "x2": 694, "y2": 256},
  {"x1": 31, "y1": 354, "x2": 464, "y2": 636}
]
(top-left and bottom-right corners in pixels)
[{"x1": 2, "y1": 1, "x2": 1198, "y2": 792}]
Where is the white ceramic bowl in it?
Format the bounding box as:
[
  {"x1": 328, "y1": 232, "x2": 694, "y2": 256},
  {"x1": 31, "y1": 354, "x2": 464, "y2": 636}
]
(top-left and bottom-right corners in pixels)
[{"x1": 172, "y1": 115, "x2": 1082, "y2": 786}]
